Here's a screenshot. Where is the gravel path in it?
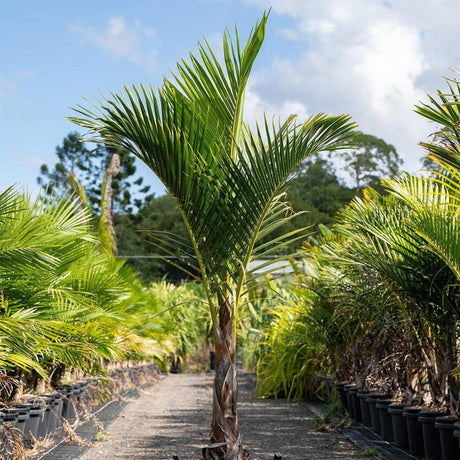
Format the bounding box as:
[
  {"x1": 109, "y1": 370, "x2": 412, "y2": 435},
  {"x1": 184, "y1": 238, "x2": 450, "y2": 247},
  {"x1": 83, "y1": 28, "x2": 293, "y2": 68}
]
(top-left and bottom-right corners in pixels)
[{"x1": 76, "y1": 372, "x2": 359, "y2": 460}]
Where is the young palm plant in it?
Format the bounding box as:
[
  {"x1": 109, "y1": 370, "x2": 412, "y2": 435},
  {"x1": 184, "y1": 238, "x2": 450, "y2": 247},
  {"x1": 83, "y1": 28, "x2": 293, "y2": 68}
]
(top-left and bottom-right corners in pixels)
[{"x1": 69, "y1": 14, "x2": 356, "y2": 459}]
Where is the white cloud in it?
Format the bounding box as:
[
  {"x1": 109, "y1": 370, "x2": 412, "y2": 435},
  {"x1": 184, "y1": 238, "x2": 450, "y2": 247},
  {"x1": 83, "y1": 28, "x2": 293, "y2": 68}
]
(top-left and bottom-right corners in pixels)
[
  {"x1": 242, "y1": 0, "x2": 460, "y2": 174},
  {"x1": 0, "y1": 71, "x2": 35, "y2": 114},
  {"x1": 70, "y1": 16, "x2": 158, "y2": 74},
  {"x1": 0, "y1": 77, "x2": 18, "y2": 107}
]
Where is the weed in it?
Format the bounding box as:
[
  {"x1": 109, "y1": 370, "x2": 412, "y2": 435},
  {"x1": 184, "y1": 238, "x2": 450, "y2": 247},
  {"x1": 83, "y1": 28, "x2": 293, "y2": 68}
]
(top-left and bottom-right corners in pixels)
[
  {"x1": 356, "y1": 448, "x2": 380, "y2": 457},
  {"x1": 94, "y1": 431, "x2": 105, "y2": 442}
]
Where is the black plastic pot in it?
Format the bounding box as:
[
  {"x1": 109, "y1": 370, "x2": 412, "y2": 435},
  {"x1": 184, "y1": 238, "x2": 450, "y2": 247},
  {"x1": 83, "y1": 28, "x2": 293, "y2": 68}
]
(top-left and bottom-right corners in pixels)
[
  {"x1": 334, "y1": 383, "x2": 348, "y2": 412},
  {"x1": 14, "y1": 403, "x2": 43, "y2": 447},
  {"x1": 453, "y1": 423, "x2": 460, "y2": 451},
  {"x1": 57, "y1": 386, "x2": 78, "y2": 422},
  {"x1": 435, "y1": 415, "x2": 459, "y2": 460},
  {"x1": 36, "y1": 404, "x2": 51, "y2": 439},
  {"x1": 349, "y1": 388, "x2": 362, "y2": 422},
  {"x1": 388, "y1": 404, "x2": 409, "y2": 449},
  {"x1": 0, "y1": 411, "x2": 18, "y2": 426},
  {"x1": 344, "y1": 385, "x2": 357, "y2": 419},
  {"x1": 3, "y1": 408, "x2": 28, "y2": 436},
  {"x1": 366, "y1": 393, "x2": 389, "y2": 435},
  {"x1": 357, "y1": 390, "x2": 371, "y2": 426},
  {"x1": 41, "y1": 392, "x2": 64, "y2": 420},
  {"x1": 403, "y1": 407, "x2": 425, "y2": 457},
  {"x1": 375, "y1": 399, "x2": 394, "y2": 442},
  {"x1": 418, "y1": 410, "x2": 448, "y2": 460}
]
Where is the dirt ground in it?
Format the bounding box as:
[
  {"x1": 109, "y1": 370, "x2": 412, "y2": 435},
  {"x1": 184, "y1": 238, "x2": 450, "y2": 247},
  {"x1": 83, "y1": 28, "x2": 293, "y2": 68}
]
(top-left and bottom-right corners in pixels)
[{"x1": 75, "y1": 372, "x2": 359, "y2": 460}]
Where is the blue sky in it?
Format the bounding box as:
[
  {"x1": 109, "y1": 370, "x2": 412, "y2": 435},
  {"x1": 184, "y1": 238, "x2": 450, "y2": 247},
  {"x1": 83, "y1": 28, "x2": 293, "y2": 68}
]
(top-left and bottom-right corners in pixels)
[{"x1": 1, "y1": 0, "x2": 459, "y2": 197}]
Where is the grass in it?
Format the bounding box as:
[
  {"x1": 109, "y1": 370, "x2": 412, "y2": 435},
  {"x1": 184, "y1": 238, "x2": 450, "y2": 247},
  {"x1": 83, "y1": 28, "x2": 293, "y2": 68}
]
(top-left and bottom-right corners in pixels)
[{"x1": 355, "y1": 448, "x2": 380, "y2": 457}]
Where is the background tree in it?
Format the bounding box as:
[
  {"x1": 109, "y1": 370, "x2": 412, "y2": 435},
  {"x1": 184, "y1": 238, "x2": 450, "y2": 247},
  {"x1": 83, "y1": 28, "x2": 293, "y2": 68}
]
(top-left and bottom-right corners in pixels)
[
  {"x1": 115, "y1": 194, "x2": 191, "y2": 282},
  {"x1": 332, "y1": 133, "x2": 403, "y2": 192},
  {"x1": 37, "y1": 132, "x2": 150, "y2": 215}
]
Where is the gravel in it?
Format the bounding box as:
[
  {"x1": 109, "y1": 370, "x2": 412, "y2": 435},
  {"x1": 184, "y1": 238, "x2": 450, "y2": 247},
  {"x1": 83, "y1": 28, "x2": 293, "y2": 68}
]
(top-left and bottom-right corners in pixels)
[{"x1": 75, "y1": 372, "x2": 359, "y2": 460}]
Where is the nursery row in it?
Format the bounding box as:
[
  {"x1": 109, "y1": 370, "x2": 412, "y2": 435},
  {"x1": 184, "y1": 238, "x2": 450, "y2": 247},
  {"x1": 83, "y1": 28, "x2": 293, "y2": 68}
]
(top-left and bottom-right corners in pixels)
[
  {"x1": 0, "y1": 364, "x2": 160, "y2": 457},
  {"x1": 0, "y1": 187, "x2": 210, "y2": 399},
  {"x1": 332, "y1": 381, "x2": 459, "y2": 460},
  {"x1": 255, "y1": 80, "x2": 460, "y2": 416}
]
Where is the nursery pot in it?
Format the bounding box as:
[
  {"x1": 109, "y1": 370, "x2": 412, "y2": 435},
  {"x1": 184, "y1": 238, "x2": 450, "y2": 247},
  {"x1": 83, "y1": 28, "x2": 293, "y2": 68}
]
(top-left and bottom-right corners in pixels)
[
  {"x1": 319, "y1": 376, "x2": 334, "y2": 401},
  {"x1": 357, "y1": 390, "x2": 371, "y2": 426},
  {"x1": 366, "y1": 393, "x2": 389, "y2": 435},
  {"x1": 14, "y1": 403, "x2": 42, "y2": 446},
  {"x1": 344, "y1": 385, "x2": 357, "y2": 419},
  {"x1": 403, "y1": 407, "x2": 425, "y2": 457},
  {"x1": 45, "y1": 397, "x2": 61, "y2": 433},
  {"x1": 36, "y1": 404, "x2": 52, "y2": 439},
  {"x1": 388, "y1": 404, "x2": 409, "y2": 449},
  {"x1": 418, "y1": 410, "x2": 448, "y2": 460},
  {"x1": 453, "y1": 423, "x2": 460, "y2": 451},
  {"x1": 334, "y1": 383, "x2": 348, "y2": 412},
  {"x1": 210, "y1": 351, "x2": 216, "y2": 370},
  {"x1": 350, "y1": 388, "x2": 362, "y2": 423},
  {"x1": 435, "y1": 416, "x2": 459, "y2": 460},
  {"x1": 0, "y1": 411, "x2": 18, "y2": 427},
  {"x1": 58, "y1": 387, "x2": 78, "y2": 422},
  {"x1": 3, "y1": 408, "x2": 28, "y2": 437},
  {"x1": 41, "y1": 392, "x2": 64, "y2": 420},
  {"x1": 375, "y1": 399, "x2": 394, "y2": 442}
]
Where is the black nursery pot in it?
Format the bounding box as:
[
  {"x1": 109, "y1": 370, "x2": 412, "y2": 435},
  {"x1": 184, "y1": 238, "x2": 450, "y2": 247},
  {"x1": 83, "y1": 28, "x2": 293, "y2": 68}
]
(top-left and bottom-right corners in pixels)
[
  {"x1": 334, "y1": 383, "x2": 348, "y2": 412},
  {"x1": 40, "y1": 393, "x2": 64, "y2": 433},
  {"x1": 366, "y1": 393, "x2": 389, "y2": 435},
  {"x1": 357, "y1": 390, "x2": 371, "y2": 426},
  {"x1": 344, "y1": 385, "x2": 357, "y2": 419},
  {"x1": 14, "y1": 403, "x2": 43, "y2": 446},
  {"x1": 0, "y1": 411, "x2": 18, "y2": 427},
  {"x1": 403, "y1": 407, "x2": 425, "y2": 457},
  {"x1": 375, "y1": 399, "x2": 394, "y2": 442},
  {"x1": 350, "y1": 388, "x2": 362, "y2": 422},
  {"x1": 418, "y1": 410, "x2": 448, "y2": 460},
  {"x1": 57, "y1": 386, "x2": 78, "y2": 422},
  {"x1": 2, "y1": 408, "x2": 29, "y2": 437},
  {"x1": 388, "y1": 404, "x2": 409, "y2": 449},
  {"x1": 453, "y1": 423, "x2": 460, "y2": 451},
  {"x1": 435, "y1": 416, "x2": 459, "y2": 460}
]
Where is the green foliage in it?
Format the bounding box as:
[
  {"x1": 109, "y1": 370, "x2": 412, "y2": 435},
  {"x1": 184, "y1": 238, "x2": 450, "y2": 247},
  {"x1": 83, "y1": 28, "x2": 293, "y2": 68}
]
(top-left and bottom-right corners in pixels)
[
  {"x1": 255, "y1": 285, "x2": 333, "y2": 400},
  {"x1": 69, "y1": 11, "x2": 356, "y2": 350},
  {"x1": 257, "y1": 75, "x2": 460, "y2": 406},
  {"x1": 0, "y1": 186, "x2": 213, "y2": 386}
]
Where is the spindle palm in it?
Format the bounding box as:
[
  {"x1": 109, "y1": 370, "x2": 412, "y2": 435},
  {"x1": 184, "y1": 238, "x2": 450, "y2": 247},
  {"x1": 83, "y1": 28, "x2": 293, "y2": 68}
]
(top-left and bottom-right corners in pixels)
[{"x1": 69, "y1": 14, "x2": 356, "y2": 459}]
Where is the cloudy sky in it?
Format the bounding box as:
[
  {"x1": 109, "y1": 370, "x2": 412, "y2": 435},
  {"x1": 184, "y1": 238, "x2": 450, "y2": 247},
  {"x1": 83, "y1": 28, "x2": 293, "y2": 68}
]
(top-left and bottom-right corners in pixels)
[{"x1": 1, "y1": 0, "x2": 459, "y2": 197}]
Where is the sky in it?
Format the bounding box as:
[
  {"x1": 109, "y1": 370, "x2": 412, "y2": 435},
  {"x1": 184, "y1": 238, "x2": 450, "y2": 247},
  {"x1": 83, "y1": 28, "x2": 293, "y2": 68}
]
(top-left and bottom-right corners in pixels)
[{"x1": 1, "y1": 0, "x2": 459, "y2": 198}]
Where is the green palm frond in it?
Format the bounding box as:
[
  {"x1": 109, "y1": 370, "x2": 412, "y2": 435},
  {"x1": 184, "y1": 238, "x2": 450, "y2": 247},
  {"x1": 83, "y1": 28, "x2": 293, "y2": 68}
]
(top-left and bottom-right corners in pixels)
[{"x1": 69, "y1": 13, "x2": 357, "y2": 395}]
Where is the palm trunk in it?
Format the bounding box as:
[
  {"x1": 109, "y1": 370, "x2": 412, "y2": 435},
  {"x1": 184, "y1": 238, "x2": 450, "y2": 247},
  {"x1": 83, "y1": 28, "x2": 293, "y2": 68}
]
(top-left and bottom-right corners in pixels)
[{"x1": 203, "y1": 296, "x2": 243, "y2": 460}]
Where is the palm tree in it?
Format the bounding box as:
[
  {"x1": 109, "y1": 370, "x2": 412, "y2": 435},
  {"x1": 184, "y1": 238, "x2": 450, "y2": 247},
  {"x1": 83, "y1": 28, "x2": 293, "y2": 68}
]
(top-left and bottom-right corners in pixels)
[{"x1": 69, "y1": 14, "x2": 356, "y2": 459}]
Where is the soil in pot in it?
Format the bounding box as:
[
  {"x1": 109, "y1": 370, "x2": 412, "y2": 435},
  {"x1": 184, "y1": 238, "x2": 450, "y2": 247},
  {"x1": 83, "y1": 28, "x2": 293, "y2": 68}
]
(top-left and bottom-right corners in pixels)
[{"x1": 435, "y1": 415, "x2": 459, "y2": 460}]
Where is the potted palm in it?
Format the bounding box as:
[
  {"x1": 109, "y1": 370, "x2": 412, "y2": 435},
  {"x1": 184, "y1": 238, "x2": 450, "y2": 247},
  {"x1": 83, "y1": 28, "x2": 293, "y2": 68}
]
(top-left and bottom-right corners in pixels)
[{"x1": 69, "y1": 13, "x2": 356, "y2": 458}]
